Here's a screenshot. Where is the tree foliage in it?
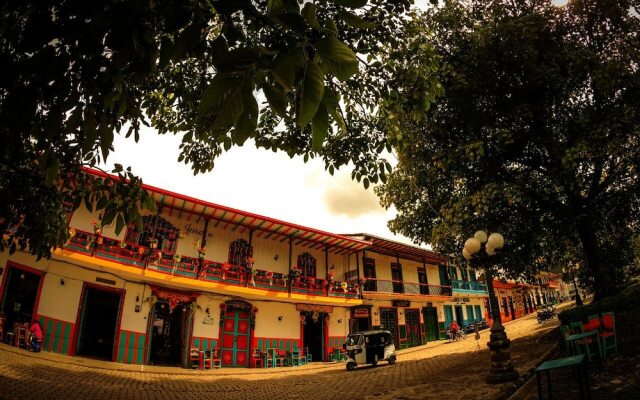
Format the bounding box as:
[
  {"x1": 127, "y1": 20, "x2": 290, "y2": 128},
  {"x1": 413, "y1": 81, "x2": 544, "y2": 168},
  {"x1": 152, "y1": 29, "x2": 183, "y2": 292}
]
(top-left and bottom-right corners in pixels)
[
  {"x1": 377, "y1": 0, "x2": 640, "y2": 298},
  {"x1": 0, "y1": 0, "x2": 441, "y2": 258}
]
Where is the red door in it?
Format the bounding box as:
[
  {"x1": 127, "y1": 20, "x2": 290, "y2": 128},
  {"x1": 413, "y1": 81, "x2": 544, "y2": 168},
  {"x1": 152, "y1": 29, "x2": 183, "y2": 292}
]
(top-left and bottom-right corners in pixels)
[{"x1": 221, "y1": 310, "x2": 250, "y2": 367}]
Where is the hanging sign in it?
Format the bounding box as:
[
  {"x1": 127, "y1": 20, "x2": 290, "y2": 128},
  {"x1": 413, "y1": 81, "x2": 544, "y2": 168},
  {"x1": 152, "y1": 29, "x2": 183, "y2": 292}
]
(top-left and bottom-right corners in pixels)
[
  {"x1": 392, "y1": 300, "x2": 411, "y2": 308},
  {"x1": 296, "y1": 304, "x2": 333, "y2": 313}
]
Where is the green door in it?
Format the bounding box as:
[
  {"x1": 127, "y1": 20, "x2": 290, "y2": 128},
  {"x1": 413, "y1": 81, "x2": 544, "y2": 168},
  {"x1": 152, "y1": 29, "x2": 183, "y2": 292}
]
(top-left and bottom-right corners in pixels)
[
  {"x1": 443, "y1": 305, "x2": 454, "y2": 327},
  {"x1": 422, "y1": 307, "x2": 439, "y2": 341}
]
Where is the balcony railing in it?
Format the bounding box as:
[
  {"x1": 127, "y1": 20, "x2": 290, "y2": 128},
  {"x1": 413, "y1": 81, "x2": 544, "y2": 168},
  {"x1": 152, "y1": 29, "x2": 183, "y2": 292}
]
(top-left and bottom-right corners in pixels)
[
  {"x1": 452, "y1": 279, "x2": 488, "y2": 293},
  {"x1": 64, "y1": 229, "x2": 359, "y2": 298},
  {"x1": 361, "y1": 278, "x2": 452, "y2": 297}
]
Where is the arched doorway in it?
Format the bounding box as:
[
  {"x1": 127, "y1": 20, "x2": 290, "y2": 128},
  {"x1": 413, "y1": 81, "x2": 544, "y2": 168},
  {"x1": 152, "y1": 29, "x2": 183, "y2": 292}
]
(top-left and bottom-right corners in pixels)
[
  {"x1": 146, "y1": 286, "x2": 198, "y2": 367},
  {"x1": 148, "y1": 301, "x2": 191, "y2": 366},
  {"x1": 219, "y1": 300, "x2": 256, "y2": 367}
]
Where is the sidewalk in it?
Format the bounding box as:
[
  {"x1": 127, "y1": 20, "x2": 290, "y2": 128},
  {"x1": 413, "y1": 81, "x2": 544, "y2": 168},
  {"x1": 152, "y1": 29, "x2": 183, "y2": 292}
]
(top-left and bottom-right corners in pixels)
[{"x1": 0, "y1": 310, "x2": 565, "y2": 400}]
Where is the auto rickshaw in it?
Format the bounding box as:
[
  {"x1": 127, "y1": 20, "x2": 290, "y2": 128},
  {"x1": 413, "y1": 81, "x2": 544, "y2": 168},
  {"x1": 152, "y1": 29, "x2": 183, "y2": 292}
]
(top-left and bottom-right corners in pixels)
[{"x1": 344, "y1": 330, "x2": 396, "y2": 371}]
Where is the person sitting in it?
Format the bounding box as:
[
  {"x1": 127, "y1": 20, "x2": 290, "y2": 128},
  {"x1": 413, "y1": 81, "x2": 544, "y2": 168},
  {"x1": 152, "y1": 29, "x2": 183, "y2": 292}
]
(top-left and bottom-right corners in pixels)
[{"x1": 29, "y1": 319, "x2": 43, "y2": 352}]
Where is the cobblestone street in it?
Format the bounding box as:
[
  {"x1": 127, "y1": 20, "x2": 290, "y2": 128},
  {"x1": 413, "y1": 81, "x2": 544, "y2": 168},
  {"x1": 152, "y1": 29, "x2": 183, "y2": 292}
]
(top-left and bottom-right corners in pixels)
[{"x1": 0, "y1": 314, "x2": 559, "y2": 400}]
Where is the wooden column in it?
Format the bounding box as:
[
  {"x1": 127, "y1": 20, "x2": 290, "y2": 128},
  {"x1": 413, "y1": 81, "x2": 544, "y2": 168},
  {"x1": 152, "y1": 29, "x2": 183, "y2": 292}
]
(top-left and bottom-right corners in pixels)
[{"x1": 288, "y1": 236, "x2": 293, "y2": 294}]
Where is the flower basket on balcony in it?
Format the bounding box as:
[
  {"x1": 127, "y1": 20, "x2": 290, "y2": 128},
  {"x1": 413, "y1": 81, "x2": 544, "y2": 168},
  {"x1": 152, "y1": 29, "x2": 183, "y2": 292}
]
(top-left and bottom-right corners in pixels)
[{"x1": 266, "y1": 271, "x2": 274, "y2": 286}]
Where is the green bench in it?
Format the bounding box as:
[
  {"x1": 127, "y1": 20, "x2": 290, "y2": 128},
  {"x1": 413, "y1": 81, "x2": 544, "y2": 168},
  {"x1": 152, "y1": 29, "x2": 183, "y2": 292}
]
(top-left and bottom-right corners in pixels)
[{"x1": 535, "y1": 354, "x2": 590, "y2": 399}]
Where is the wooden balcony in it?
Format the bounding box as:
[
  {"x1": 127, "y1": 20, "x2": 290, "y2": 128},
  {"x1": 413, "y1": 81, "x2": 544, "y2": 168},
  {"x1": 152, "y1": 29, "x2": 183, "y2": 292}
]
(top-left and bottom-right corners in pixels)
[{"x1": 64, "y1": 230, "x2": 359, "y2": 300}]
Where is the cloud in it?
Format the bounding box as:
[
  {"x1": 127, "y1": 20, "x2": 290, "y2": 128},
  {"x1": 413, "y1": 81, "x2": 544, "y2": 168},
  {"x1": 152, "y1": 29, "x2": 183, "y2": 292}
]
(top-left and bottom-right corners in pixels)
[{"x1": 323, "y1": 173, "x2": 385, "y2": 218}]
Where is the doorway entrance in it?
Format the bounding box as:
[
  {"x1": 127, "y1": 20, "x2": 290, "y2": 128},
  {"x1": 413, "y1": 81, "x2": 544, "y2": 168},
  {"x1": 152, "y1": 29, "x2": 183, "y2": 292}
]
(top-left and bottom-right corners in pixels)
[
  {"x1": 422, "y1": 307, "x2": 439, "y2": 341},
  {"x1": 379, "y1": 308, "x2": 398, "y2": 346},
  {"x1": 404, "y1": 309, "x2": 421, "y2": 347},
  {"x1": 1, "y1": 265, "x2": 42, "y2": 328},
  {"x1": 454, "y1": 305, "x2": 464, "y2": 326},
  {"x1": 75, "y1": 285, "x2": 123, "y2": 360},
  {"x1": 220, "y1": 303, "x2": 252, "y2": 367},
  {"x1": 302, "y1": 311, "x2": 326, "y2": 362},
  {"x1": 148, "y1": 301, "x2": 190, "y2": 366}
]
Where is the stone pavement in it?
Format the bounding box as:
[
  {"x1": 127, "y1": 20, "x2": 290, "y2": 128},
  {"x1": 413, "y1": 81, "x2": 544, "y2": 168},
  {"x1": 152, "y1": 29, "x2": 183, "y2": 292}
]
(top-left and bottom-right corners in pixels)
[{"x1": 0, "y1": 314, "x2": 560, "y2": 400}]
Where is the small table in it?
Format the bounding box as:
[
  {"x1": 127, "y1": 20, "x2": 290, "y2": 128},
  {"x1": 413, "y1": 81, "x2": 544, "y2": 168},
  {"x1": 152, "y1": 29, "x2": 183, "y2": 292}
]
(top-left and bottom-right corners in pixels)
[
  {"x1": 565, "y1": 330, "x2": 600, "y2": 363},
  {"x1": 536, "y1": 354, "x2": 590, "y2": 400}
]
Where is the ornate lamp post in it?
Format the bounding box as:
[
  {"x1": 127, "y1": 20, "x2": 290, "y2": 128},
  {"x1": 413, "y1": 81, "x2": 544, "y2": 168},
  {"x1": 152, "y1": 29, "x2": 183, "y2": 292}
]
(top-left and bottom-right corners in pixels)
[{"x1": 463, "y1": 230, "x2": 519, "y2": 384}]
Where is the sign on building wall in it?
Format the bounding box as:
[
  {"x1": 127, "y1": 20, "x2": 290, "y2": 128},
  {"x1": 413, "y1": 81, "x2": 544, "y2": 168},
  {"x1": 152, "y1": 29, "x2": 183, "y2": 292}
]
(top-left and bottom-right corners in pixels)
[
  {"x1": 392, "y1": 300, "x2": 411, "y2": 308},
  {"x1": 352, "y1": 307, "x2": 370, "y2": 318},
  {"x1": 295, "y1": 304, "x2": 333, "y2": 313},
  {"x1": 452, "y1": 297, "x2": 471, "y2": 303}
]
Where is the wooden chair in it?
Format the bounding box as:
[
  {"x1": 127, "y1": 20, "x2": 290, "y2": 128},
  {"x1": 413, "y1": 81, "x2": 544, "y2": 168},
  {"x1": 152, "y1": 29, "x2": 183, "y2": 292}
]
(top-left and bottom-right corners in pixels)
[
  {"x1": 304, "y1": 346, "x2": 312, "y2": 363},
  {"x1": 201, "y1": 349, "x2": 214, "y2": 369},
  {"x1": 16, "y1": 327, "x2": 28, "y2": 349},
  {"x1": 600, "y1": 312, "x2": 617, "y2": 357},
  {"x1": 250, "y1": 348, "x2": 264, "y2": 368},
  {"x1": 275, "y1": 350, "x2": 287, "y2": 367},
  {"x1": 211, "y1": 348, "x2": 221, "y2": 368},
  {"x1": 266, "y1": 348, "x2": 278, "y2": 368},
  {"x1": 189, "y1": 347, "x2": 201, "y2": 369}
]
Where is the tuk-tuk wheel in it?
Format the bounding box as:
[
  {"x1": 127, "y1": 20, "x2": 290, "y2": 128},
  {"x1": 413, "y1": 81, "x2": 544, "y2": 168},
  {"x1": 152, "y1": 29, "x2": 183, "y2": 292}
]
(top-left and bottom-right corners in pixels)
[
  {"x1": 388, "y1": 355, "x2": 396, "y2": 365},
  {"x1": 346, "y1": 362, "x2": 356, "y2": 371}
]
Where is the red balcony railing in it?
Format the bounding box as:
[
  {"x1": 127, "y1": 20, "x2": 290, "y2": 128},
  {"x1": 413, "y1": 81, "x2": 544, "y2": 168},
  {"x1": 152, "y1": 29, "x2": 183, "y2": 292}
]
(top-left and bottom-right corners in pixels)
[{"x1": 64, "y1": 229, "x2": 359, "y2": 298}]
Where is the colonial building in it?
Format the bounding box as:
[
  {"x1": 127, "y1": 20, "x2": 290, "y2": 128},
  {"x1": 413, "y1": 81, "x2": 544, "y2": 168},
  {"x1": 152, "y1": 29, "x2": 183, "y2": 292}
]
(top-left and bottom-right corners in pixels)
[{"x1": 0, "y1": 169, "x2": 488, "y2": 368}]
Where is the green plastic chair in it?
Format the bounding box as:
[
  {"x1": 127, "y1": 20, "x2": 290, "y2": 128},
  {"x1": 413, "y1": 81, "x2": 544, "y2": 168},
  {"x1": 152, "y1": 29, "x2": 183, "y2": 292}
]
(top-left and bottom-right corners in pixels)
[
  {"x1": 568, "y1": 321, "x2": 596, "y2": 363},
  {"x1": 559, "y1": 325, "x2": 575, "y2": 354}
]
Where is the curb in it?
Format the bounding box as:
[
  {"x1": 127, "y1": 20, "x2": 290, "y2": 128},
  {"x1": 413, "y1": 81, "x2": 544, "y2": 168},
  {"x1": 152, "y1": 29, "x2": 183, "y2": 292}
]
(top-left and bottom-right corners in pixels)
[{"x1": 0, "y1": 343, "x2": 343, "y2": 376}]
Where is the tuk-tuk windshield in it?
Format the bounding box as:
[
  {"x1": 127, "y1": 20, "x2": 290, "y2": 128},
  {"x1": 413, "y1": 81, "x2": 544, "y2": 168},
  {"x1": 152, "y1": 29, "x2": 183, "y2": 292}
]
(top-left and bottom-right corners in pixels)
[{"x1": 346, "y1": 334, "x2": 364, "y2": 346}]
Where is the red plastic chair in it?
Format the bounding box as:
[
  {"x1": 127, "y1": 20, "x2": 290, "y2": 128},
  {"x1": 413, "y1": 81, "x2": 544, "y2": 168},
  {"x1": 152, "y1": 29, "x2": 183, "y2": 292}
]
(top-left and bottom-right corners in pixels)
[{"x1": 600, "y1": 312, "x2": 617, "y2": 357}]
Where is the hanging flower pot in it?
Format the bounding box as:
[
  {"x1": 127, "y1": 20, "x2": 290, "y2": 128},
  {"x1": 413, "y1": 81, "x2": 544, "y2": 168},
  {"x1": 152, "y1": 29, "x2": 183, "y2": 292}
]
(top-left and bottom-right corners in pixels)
[
  {"x1": 173, "y1": 254, "x2": 181, "y2": 263},
  {"x1": 341, "y1": 282, "x2": 348, "y2": 293},
  {"x1": 97, "y1": 237, "x2": 104, "y2": 245}
]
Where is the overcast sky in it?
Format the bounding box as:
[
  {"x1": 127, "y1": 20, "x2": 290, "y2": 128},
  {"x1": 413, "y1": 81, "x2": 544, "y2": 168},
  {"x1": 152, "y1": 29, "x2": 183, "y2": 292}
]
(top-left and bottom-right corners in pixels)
[{"x1": 104, "y1": 127, "x2": 421, "y2": 246}]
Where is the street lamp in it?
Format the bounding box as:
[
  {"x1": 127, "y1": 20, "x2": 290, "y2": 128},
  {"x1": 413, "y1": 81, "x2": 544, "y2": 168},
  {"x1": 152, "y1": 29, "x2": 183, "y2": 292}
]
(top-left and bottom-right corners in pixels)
[{"x1": 463, "y1": 230, "x2": 519, "y2": 384}]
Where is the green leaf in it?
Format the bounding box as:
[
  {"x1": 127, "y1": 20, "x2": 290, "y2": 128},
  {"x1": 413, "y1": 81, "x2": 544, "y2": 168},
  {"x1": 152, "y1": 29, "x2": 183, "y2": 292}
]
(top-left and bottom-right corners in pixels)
[
  {"x1": 298, "y1": 62, "x2": 325, "y2": 128},
  {"x1": 302, "y1": 3, "x2": 322, "y2": 30},
  {"x1": 324, "y1": 18, "x2": 338, "y2": 36},
  {"x1": 363, "y1": 177, "x2": 370, "y2": 189},
  {"x1": 198, "y1": 75, "x2": 241, "y2": 116},
  {"x1": 233, "y1": 87, "x2": 259, "y2": 145},
  {"x1": 316, "y1": 37, "x2": 359, "y2": 81},
  {"x1": 115, "y1": 214, "x2": 125, "y2": 235},
  {"x1": 268, "y1": 0, "x2": 299, "y2": 16},
  {"x1": 311, "y1": 105, "x2": 329, "y2": 151},
  {"x1": 272, "y1": 49, "x2": 305, "y2": 92},
  {"x1": 262, "y1": 83, "x2": 288, "y2": 118},
  {"x1": 332, "y1": 0, "x2": 368, "y2": 8},
  {"x1": 337, "y1": 10, "x2": 377, "y2": 29}
]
